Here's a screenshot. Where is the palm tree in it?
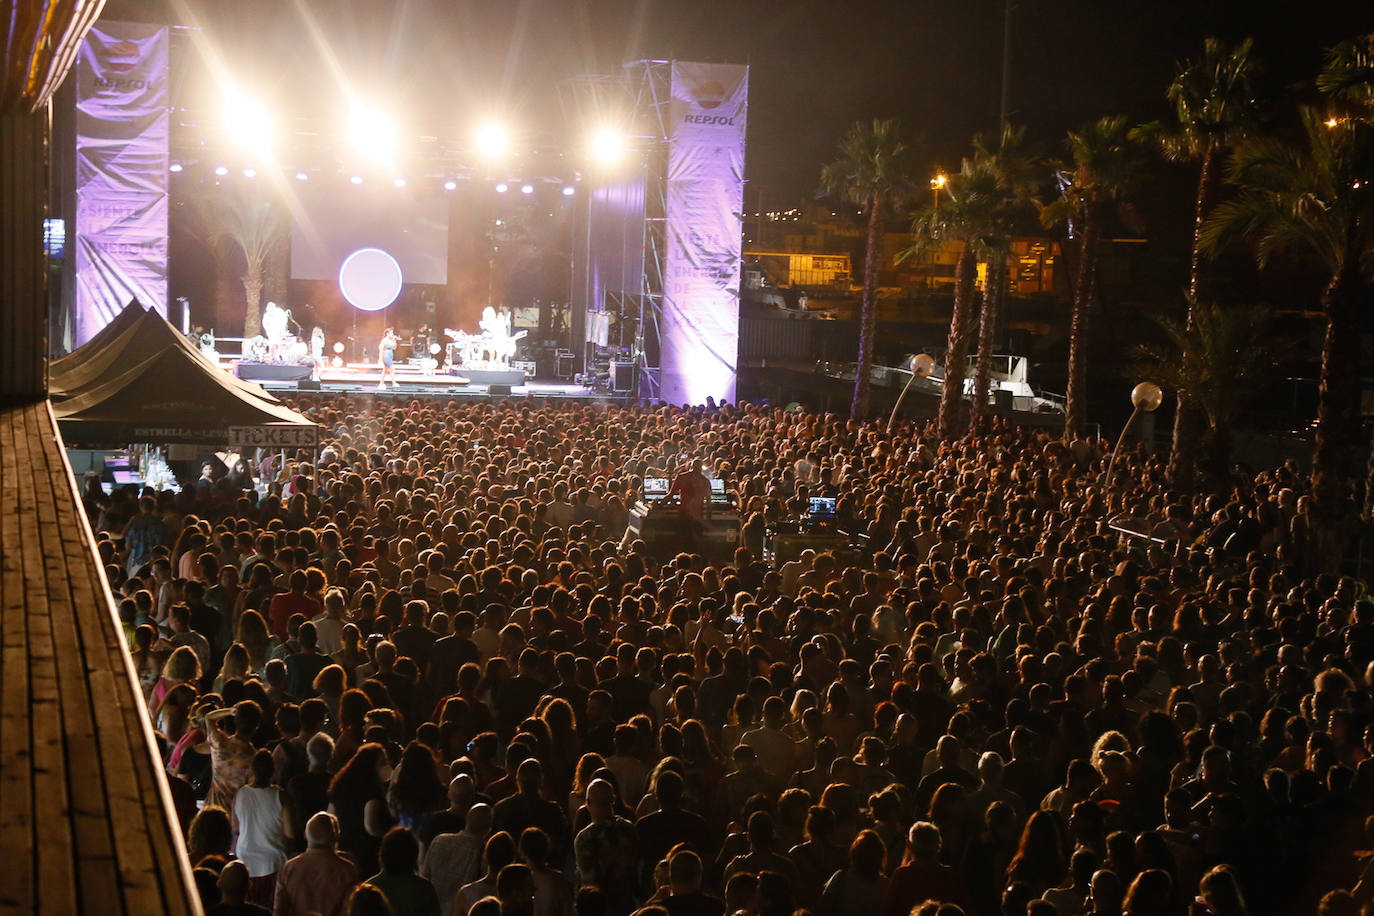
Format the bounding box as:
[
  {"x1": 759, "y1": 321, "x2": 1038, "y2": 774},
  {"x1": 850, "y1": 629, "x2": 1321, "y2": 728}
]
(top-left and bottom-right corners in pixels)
[
  {"x1": 967, "y1": 125, "x2": 1039, "y2": 432},
  {"x1": 1042, "y1": 115, "x2": 1145, "y2": 439},
  {"x1": 1200, "y1": 106, "x2": 1373, "y2": 561},
  {"x1": 819, "y1": 118, "x2": 917, "y2": 418},
  {"x1": 187, "y1": 184, "x2": 288, "y2": 338},
  {"x1": 906, "y1": 157, "x2": 1002, "y2": 439},
  {"x1": 1133, "y1": 301, "x2": 1284, "y2": 485},
  {"x1": 1135, "y1": 37, "x2": 1260, "y2": 490}
]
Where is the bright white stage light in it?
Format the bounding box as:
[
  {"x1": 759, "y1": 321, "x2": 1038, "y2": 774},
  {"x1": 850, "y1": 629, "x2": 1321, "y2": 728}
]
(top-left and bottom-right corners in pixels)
[
  {"x1": 429, "y1": 343, "x2": 441, "y2": 355},
  {"x1": 562, "y1": 185, "x2": 575, "y2": 196},
  {"x1": 520, "y1": 183, "x2": 534, "y2": 195},
  {"x1": 473, "y1": 122, "x2": 509, "y2": 158},
  {"x1": 348, "y1": 104, "x2": 396, "y2": 162},
  {"x1": 214, "y1": 165, "x2": 229, "y2": 176},
  {"x1": 393, "y1": 177, "x2": 407, "y2": 188},
  {"x1": 222, "y1": 92, "x2": 274, "y2": 157},
  {"x1": 243, "y1": 167, "x2": 257, "y2": 178},
  {"x1": 295, "y1": 171, "x2": 309, "y2": 181},
  {"x1": 169, "y1": 162, "x2": 183, "y2": 173},
  {"x1": 333, "y1": 341, "x2": 345, "y2": 354},
  {"x1": 350, "y1": 175, "x2": 363, "y2": 185},
  {"x1": 494, "y1": 182, "x2": 508, "y2": 193},
  {"x1": 443, "y1": 180, "x2": 457, "y2": 191},
  {"x1": 589, "y1": 127, "x2": 625, "y2": 164}
]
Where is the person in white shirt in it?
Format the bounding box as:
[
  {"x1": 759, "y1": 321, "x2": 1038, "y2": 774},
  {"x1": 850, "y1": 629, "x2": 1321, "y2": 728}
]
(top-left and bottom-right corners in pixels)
[
  {"x1": 312, "y1": 587, "x2": 349, "y2": 656},
  {"x1": 233, "y1": 749, "x2": 289, "y2": 904}
]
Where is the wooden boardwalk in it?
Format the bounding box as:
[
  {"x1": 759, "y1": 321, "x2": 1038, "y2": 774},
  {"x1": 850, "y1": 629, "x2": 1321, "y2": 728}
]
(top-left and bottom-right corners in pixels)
[{"x1": 0, "y1": 401, "x2": 200, "y2": 915}]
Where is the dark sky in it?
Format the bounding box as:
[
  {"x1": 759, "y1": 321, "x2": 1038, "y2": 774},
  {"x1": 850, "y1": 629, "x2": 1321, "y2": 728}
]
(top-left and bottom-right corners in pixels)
[{"x1": 125, "y1": 0, "x2": 1372, "y2": 199}]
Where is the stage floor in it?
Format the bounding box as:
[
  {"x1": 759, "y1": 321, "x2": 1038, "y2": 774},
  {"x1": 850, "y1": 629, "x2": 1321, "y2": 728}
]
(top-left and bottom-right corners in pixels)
[{"x1": 217, "y1": 359, "x2": 613, "y2": 401}]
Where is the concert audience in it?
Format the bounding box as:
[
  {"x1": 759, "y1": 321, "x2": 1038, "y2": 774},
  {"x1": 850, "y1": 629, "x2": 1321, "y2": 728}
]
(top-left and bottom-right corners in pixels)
[{"x1": 98, "y1": 395, "x2": 1374, "y2": 916}]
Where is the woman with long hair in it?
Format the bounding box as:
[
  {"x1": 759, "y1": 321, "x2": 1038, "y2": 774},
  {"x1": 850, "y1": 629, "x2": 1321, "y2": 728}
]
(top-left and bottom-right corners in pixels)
[
  {"x1": 386, "y1": 740, "x2": 445, "y2": 834},
  {"x1": 130, "y1": 623, "x2": 162, "y2": 701},
  {"x1": 313, "y1": 664, "x2": 348, "y2": 724},
  {"x1": 215, "y1": 643, "x2": 252, "y2": 694},
  {"x1": 540, "y1": 697, "x2": 580, "y2": 799},
  {"x1": 819, "y1": 829, "x2": 889, "y2": 916},
  {"x1": 329, "y1": 743, "x2": 392, "y2": 875},
  {"x1": 151, "y1": 646, "x2": 202, "y2": 724},
  {"x1": 235, "y1": 609, "x2": 275, "y2": 675},
  {"x1": 568, "y1": 753, "x2": 606, "y2": 823},
  {"x1": 1006, "y1": 809, "x2": 1068, "y2": 898},
  {"x1": 331, "y1": 688, "x2": 375, "y2": 765}
]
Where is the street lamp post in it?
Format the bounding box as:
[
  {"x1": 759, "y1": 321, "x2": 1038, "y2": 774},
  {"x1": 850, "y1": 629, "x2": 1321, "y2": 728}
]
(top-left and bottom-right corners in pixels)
[
  {"x1": 888, "y1": 353, "x2": 936, "y2": 433},
  {"x1": 931, "y1": 173, "x2": 947, "y2": 209},
  {"x1": 1104, "y1": 382, "x2": 1164, "y2": 485}
]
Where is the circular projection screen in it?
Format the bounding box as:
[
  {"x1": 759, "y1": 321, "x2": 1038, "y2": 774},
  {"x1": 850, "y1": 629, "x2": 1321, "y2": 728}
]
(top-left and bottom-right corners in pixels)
[{"x1": 338, "y1": 247, "x2": 403, "y2": 312}]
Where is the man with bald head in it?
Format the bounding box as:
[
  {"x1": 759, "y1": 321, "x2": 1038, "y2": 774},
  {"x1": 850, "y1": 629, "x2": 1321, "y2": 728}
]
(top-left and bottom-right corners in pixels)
[
  {"x1": 272, "y1": 812, "x2": 359, "y2": 916},
  {"x1": 573, "y1": 779, "x2": 639, "y2": 916},
  {"x1": 423, "y1": 801, "x2": 493, "y2": 916}
]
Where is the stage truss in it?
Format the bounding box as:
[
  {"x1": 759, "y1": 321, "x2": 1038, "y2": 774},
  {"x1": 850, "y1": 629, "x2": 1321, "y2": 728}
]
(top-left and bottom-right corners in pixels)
[{"x1": 558, "y1": 60, "x2": 673, "y2": 400}]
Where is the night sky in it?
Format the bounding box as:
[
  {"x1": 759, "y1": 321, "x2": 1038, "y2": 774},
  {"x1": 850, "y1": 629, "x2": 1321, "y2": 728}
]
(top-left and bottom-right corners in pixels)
[{"x1": 121, "y1": 0, "x2": 1372, "y2": 202}]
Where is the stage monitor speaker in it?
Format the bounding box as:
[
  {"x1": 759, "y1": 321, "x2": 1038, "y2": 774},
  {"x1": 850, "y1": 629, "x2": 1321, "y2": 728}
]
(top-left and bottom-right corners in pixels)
[
  {"x1": 297, "y1": 379, "x2": 321, "y2": 390},
  {"x1": 556, "y1": 351, "x2": 575, "y2": 379},
  {"x1": 610, "y1": 361, "x2": 635, "y2": 392},
  {"x1": 489, "y1": 384, "x2": 513, "y2": 396}
]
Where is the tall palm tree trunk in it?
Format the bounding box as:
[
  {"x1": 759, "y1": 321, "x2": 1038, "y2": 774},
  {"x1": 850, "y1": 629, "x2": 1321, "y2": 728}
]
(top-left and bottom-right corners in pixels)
[
  {"x1": 971, "y1": 255, "x2": 1005, "y2": 432},
  {"x1": 242, "y1": 269, "x2": 264, "y2": 338},
  {"x1": 1064, "y1": 212, "x2": 1099, "y2": 439},
  {"x1": 939, "y1": 245, "x2": 978, "y2": 439},
  {"x1": 1312, "y1": 243, "x2": 1365, "y2": 570},
  {"x1": 851, "y1": 194, "x2": 883, "y2": 419},
  {"x1": 1168, "y1": 143, "x2": 1217, "y2": 491}
]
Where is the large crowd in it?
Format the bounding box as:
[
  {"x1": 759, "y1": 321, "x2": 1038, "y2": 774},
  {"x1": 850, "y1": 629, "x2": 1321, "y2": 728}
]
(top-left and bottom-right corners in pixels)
[{"x1": 86, "y1": 394, "x2": 1374, "y2": 916}]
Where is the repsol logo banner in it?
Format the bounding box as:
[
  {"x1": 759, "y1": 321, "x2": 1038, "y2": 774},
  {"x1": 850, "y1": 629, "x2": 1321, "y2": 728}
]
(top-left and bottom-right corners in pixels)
[
  {"x1": 683, "y1": 113, "x2": 736, "y2": 126},
  {"x1": 74, "y1": 21, "x2": 171, "y2": 346},
  {"x1": 661, "y1": 61, "x2": 749, "y2": 408}
]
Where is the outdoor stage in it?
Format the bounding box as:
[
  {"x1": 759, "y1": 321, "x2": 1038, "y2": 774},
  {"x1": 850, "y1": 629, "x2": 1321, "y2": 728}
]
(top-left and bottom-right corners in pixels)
[{"x1": 219, "y1": 358, "x2": 617, "y2": 401}]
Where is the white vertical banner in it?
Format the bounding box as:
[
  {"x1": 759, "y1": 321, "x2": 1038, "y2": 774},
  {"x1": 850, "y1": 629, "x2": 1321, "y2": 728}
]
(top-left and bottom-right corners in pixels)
[
  {"x1": 662, "y1": 62, "x2": 747, "y2": 406},
  {"x1": 74, "y1": 21, "x2": 170, "y2": 346}
]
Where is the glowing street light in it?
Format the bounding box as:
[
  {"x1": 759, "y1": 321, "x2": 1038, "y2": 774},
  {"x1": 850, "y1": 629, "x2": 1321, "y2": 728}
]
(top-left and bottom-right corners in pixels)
[{"x1": 931, "y1": 172, "x2": 948, "y2": 208}]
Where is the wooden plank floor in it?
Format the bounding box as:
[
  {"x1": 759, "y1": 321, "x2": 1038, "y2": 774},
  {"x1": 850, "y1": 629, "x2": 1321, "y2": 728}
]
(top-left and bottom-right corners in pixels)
[{"x1": 0, "y1": 401, "x2": 200, "y2": 915}]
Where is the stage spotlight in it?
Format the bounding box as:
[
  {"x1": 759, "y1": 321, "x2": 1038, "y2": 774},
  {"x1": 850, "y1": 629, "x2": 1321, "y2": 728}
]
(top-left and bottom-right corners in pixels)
[
  {"x1": 169, "y1": 162, "x2": 183, "y2": 173},
  {"x1": 393, "y1": 177, "x2": 407, "y2": 188},
  {"x1": 589, "y1": 127, "x2": 624, "y2": 164},
  {"x1": 494, "y1": 182, "x2": 508, "y2": 193},
  {"x1": 443, "y1": 180, "x2": 457, "y2": 191},
  {"x1": 562, "y1": 185, "x2": 575, "y2": 196},
  {"x1": 333, "y1": 342, "x2": 345, "y2": 354},
  {"x1": 520, "y1": 183, "x2": 534, "y2": 195},
  {"x1": 474, "y1": 122, "x2": 509, "y2": 158},
  {"x1": 295, "y1": 171, "x2": 309, "y2": 181},
  {"x1": 243, "y1": 167, "x2": 257, "y2": 178},
  {"x1": 222, "y1": 92, "x2": 274, "y2": 157},
  {"x1": 331, "y1": 356, "x2": 343, "y2": 368},
  {"x1": 214, "y1": 165, "x2": 229, "y2": 176},
  {"x1": 350, "y1": 175, "x2": 363, "y2": 185},
  {"x1": 429, "y1": 343, "x2": 442, "y2": 355},
  {"x1": 348, "y1": 104, "x2": 396, "y2": 162}
]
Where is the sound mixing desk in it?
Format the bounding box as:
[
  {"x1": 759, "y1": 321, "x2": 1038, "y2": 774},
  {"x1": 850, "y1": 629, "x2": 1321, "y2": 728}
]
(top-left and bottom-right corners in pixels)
[
  {"x1": 765, "y1": 496, "x2": 870, "y2": 565},
  {"x1": 622, "y1": 477, "x2": 741, "y2": 561}
]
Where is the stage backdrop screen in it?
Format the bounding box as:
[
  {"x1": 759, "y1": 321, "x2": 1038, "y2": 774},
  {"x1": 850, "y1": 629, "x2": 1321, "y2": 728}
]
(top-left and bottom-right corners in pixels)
[{"x1": 290, "y1": 183, "x2": 449, "y2": 285}]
